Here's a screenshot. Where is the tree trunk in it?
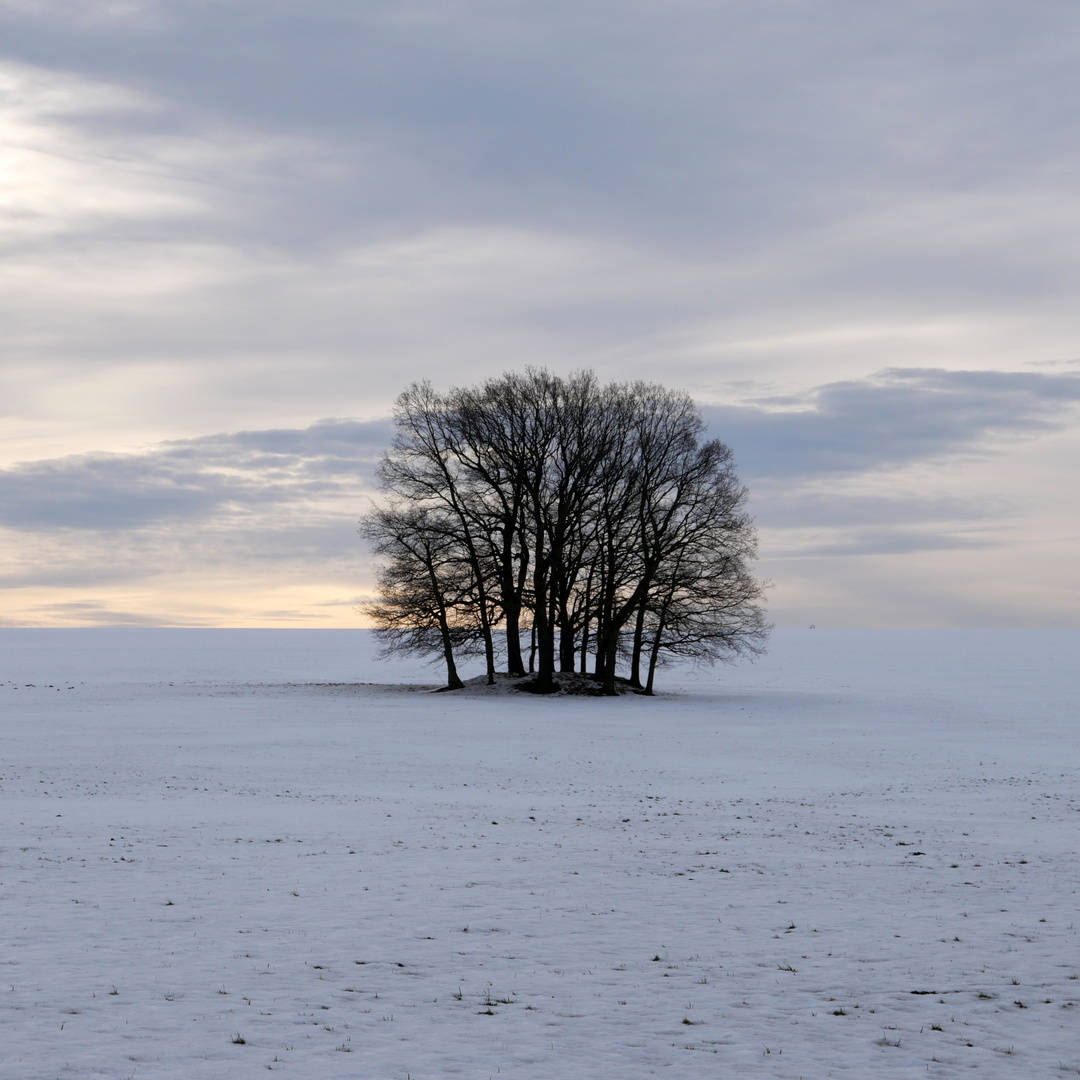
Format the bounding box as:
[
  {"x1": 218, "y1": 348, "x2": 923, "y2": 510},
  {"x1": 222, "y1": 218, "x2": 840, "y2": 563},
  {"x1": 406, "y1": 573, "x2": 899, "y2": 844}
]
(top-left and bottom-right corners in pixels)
[
  {"x1": 559, "y1": 618, "x2": 577, "y2": 672},
  {"x1": 482, "y1": 615, "x2": 496, "y2": 685},
  {"x1": 644, "y1": 575, "x2": 678, "y2": 696},
  {"x1": 442, "y1": 637, "x2": 465, "y2": 691},
  {"x1": 533, "y1": 598, "x2": 556, "y2": 691},
  {"x1": 503, "y1": 595, "x2": 525, "y2": 675},
  {"x1": 644, "y1": 631, "x2": 661, "y2": 695},
  {"x1": 530, "y1": 531, "x2": 557, "y2": 692},
  {"x1": 629, "y1": 599, "x2": 647, "y2": 689},
  {"x1": 578, "y1": 567, "x2": 593, "y2": 674},
  {"x1": 427, "y1": 565, "x2": 464, "y2": 690},
  {"x1": 593, "y1": 563, "x2": 615, "y2": 682},
  {"x1": 452, "y1": 519, "x2": 496, "y2": 685},
  {"x1": 593, "y1": 611, "x2": 607, "y2": 680},
  {"x1": 501, "y1": 527, "x2": 526, "y2": 675},
  {"x1": 597, "y1": 571, "x2": 654, "y2": 695},
  {"x1": 600, "y1": 631, "x2": 620, "y2": 696},
  {"x1": 474, "y1": 580, "x2": 495, "y2": 685}
]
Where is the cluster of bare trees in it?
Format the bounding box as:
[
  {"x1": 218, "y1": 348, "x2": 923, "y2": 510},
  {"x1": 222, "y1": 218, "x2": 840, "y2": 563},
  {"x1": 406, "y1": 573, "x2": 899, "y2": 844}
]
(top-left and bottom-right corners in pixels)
[{"x1": 361, "y1": 370, "x2": 767, "y2": 695}]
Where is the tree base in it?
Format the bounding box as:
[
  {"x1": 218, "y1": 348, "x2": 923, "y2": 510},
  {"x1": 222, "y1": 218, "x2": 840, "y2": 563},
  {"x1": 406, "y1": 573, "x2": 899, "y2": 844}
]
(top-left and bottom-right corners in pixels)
[{"x1": 512, "y1": 678, "x2": 562, "y2": 695}]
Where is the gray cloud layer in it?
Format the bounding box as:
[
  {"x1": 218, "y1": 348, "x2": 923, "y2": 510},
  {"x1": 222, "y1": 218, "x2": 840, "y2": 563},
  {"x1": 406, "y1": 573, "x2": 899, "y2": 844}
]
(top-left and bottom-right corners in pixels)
[
  {"x1": 705, "y1": 368, "x2": 1080, "y2": 479},
  {"x1": 0, "y1": 419, "x2": 390, "y2": 531},
  {"x1": 2, "y1": 370, "x2": 1073, "y2": 551},
  {"x1": 6, "y1": 2, "x2": 1080, "y2": 263},
  {"x1": 5, "y1": 3, "x2": 1080, "y2": 426},
  {"x1": 3, "y1": 3, "x2": 1079, "y2": 624}
]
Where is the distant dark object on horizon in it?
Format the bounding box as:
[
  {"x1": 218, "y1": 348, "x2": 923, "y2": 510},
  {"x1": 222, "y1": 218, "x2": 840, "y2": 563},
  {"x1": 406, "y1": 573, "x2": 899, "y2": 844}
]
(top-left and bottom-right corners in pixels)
[{"x1": 360, "y1": 369, "x2": 768, "y2": 695}]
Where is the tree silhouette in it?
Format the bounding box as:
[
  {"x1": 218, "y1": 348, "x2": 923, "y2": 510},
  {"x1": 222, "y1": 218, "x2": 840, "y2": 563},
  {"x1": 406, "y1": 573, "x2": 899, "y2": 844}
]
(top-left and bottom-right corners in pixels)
[{"x1": 362, "y1": 370, "x2": 767, "y2": 694}]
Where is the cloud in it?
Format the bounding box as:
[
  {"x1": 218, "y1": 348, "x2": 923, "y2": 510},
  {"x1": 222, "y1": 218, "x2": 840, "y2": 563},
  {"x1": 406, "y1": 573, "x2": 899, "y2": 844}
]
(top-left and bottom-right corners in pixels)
[
  {"x1": 0, "y1": 60, "x2": 204, "y2": 244},
  {"x1": 7, "y1": 367, "x2": 1073, "y2": 538},
  {"x1": 0, "y1": 1, "x2": 155, "y2": 24},
  {"x1": 703, "y1": 368, "x2": 1080, "y2": 479},
  {"x1": 8, "y1": 600, "x2": 207, "y2": 627},
  {"x1": 2, "y1": 6, "x2": 1080, "y2": 625},
  {"x1": 4, "y1": 16, "x2": 1080, "y2": 454},
  {"x1": 770, "y1": 529, "x2": 1000, "y2": 560},
  {"x1": 696, "y1": 367, "x2": 1080, "y2": 568},
  {"x1": 1, "y1": 368, "x2": 1070, "y2": 560},
  {"x1": 1, "y1": 366, "x2": 1076, "y2": 626},
  {"x1": 4, "y1": 2, "x2": 1077, "y2": 244},
  {"x1": 0, "y1": 418, "x2": 390, "y2": 531}
]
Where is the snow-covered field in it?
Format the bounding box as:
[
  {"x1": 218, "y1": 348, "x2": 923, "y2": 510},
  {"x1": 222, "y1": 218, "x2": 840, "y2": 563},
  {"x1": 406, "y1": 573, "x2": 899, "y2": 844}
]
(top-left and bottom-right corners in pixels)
[{"x1": 1, "y1": 628, "x2": 1078, "y2": 1079}]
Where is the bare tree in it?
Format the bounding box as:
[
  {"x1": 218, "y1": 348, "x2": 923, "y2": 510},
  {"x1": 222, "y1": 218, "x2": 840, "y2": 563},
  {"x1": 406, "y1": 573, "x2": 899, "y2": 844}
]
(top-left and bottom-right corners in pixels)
[
  {"x1": 360, "y1": 504, "x2": 489, "y2": 690},
  {"x1": 361, "y1": 370, "x2": 768, "y2": 694},
  {"x1": 637, "y1": 513, "x2": 768, "y2": 694},
  {"x1": 377, "y1": 385, "x2": 500, "y2": 684}
]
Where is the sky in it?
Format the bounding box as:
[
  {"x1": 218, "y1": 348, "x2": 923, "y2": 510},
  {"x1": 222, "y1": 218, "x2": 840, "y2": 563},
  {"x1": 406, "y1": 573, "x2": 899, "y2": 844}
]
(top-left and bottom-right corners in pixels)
[{"x1": 1, "y1": 0, "x2": 1079, "y2": 629}]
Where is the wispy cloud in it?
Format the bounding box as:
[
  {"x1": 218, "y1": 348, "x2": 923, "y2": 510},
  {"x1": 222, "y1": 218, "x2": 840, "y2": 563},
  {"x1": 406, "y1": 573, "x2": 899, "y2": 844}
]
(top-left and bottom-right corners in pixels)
[
  {"x1": 0, "y1": 419, "x2": 390, "y2": 531},
  {"x1": 705, "y1": 368, "x2": 1080, "y2": 479},
  {"x1": 2, "y1": 366, "x2": 1076, "y2": 625},
  {"x1": 2, "y1": 368, "x2": 1072, "y2": 572},
  {"x1": 2, "y1": 4, "x2": 1080, "y2": 625}
]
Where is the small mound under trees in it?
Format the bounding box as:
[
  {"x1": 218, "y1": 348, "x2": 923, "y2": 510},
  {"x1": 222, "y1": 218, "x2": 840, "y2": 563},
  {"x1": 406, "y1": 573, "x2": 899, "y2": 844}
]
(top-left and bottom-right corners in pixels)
[{"x1": 360, "y1": 370, "x2": 768, "y2": 695}]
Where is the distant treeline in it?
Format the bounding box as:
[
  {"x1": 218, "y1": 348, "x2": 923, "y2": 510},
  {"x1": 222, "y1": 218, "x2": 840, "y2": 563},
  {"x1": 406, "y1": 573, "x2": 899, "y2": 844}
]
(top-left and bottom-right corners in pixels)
[{"x1": 361, "y1": 369, "x2": 767, "y2": 695}]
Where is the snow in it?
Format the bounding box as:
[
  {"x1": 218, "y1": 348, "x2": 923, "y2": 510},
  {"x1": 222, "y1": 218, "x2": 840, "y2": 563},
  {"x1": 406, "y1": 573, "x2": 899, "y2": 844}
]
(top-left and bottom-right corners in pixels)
[{"x1": 1, "y1": 628, "x2": 1078, "y2": 1079}]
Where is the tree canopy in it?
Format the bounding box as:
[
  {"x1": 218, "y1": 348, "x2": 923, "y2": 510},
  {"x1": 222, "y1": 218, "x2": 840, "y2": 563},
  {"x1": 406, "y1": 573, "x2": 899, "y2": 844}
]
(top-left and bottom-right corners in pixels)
[{"x1": 361, "y1": 370, "x2": 768, "y2": 694}]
